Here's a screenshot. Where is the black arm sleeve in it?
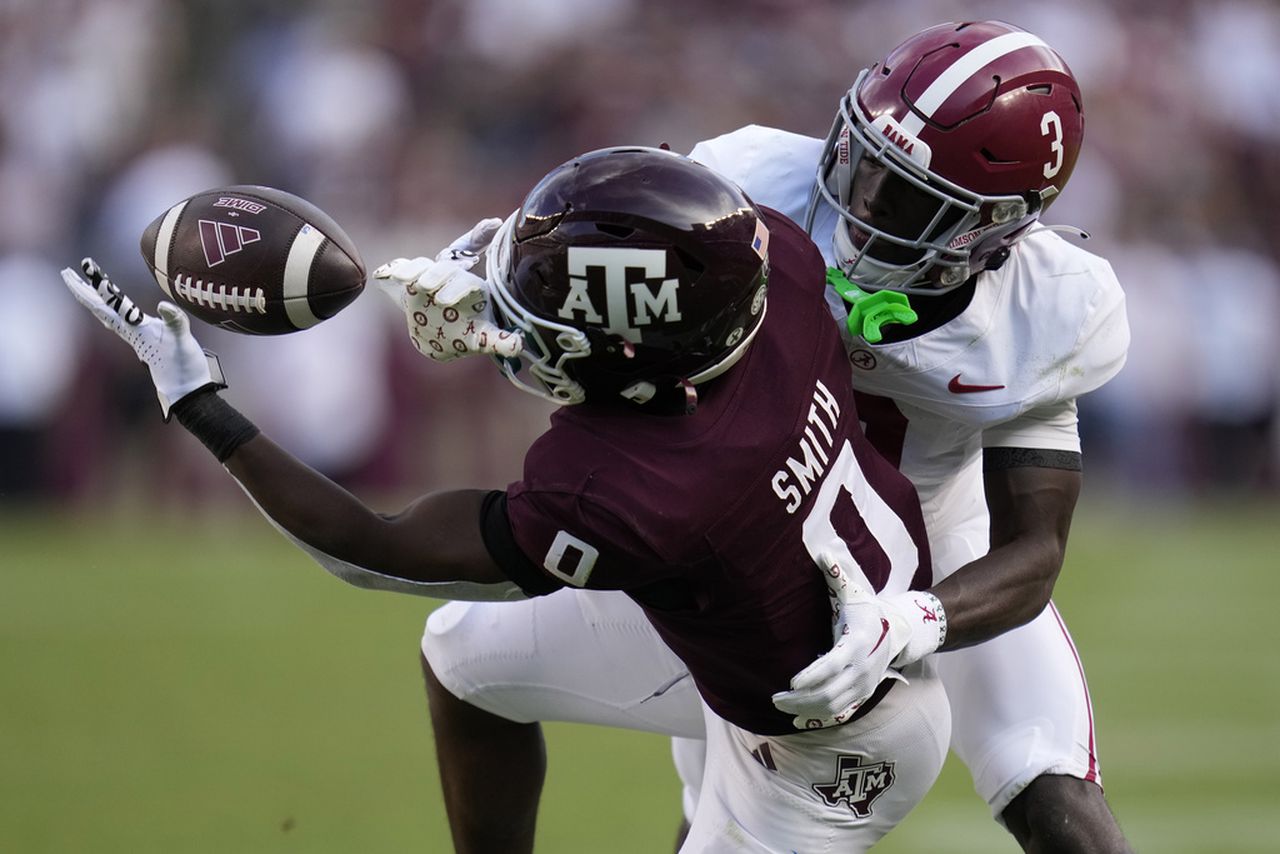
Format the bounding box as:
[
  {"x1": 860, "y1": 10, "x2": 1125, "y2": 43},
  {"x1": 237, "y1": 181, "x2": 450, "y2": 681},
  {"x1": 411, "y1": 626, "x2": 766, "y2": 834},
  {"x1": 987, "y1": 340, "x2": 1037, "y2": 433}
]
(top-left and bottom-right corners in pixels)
[{"x1": 478, "y1": 490, "x2": 563, "y2": 597}]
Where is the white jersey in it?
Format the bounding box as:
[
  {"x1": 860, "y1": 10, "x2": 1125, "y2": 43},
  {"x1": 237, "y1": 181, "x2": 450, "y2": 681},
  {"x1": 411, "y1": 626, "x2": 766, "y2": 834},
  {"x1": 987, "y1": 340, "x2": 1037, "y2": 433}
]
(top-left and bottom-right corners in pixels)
[{"x1": 690, "y1": 125, "x2": 1129, "y2": 565}]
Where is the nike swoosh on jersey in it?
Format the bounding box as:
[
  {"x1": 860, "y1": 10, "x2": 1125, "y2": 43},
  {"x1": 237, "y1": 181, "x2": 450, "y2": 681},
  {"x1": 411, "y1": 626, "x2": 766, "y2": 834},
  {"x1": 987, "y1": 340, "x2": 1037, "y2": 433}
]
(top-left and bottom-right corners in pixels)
[{"x1": 948, "y1": 373, "x2": 1006, "y2": 394}]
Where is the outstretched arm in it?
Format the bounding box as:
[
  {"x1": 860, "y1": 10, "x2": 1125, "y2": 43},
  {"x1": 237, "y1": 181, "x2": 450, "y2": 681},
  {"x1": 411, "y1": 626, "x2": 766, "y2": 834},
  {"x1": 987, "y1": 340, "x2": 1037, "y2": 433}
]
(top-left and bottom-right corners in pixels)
[
  {"x1": 63, "y1": 257, "x2": 521, "y2": 600},
  {"x1": 222, "y1": 425, "x2": 512, "y2": 590}
]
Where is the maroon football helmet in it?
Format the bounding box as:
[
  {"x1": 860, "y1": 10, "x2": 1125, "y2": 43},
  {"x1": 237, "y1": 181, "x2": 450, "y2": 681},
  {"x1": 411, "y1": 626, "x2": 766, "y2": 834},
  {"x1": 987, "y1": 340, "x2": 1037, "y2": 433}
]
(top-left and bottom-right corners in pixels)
[
  {"x1": 806, "y1": 20, "x2": 1085, "y2": 295},
  {"x1": 487, "y1": 146, "x2": 770, "y2": 409}
]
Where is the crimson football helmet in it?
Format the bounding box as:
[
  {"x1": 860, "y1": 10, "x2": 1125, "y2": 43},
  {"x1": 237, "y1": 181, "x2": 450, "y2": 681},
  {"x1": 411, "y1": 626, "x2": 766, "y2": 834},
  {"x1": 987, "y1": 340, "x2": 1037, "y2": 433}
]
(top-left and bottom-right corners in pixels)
[
  {"x1": 486, "y1": 146, "x2": 770, "y2": 409},
  {"x1": 806, "y1": 20, "x2": 1085, "y2": 295}
]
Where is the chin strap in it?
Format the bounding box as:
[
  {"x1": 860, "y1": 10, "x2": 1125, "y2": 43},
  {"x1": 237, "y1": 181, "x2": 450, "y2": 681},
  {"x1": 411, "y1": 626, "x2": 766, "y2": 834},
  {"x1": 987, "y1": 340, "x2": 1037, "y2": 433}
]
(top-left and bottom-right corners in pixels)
[
  {"x1": 679, "y1": 379, "x2": 698, "y2": 415},
  {"x1": 826, "y1": 268, "x2": 918, "y2": 344}
]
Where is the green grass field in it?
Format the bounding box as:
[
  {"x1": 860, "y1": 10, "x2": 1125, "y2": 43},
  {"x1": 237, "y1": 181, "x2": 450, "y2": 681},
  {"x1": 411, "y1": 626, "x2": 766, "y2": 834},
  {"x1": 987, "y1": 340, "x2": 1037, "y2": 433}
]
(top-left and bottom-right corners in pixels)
[{"x1": 2, "y1": 496, "x2": 1277, "y2": 852}]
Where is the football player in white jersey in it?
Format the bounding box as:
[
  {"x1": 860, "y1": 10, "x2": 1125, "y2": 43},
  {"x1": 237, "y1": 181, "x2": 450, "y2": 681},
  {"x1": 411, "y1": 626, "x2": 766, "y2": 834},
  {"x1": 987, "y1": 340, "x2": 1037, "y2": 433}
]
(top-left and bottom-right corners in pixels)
[{"x1": 400, "y1": 20, "x2": 1133, "y2": 853}]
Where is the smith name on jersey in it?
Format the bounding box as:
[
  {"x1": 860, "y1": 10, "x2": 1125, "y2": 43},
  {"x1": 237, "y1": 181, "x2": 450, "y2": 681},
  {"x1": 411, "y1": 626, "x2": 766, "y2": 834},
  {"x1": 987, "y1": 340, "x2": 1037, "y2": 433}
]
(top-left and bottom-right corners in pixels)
[{"x1": 483, "y1": 210, "x2": 933, "y2": 736}]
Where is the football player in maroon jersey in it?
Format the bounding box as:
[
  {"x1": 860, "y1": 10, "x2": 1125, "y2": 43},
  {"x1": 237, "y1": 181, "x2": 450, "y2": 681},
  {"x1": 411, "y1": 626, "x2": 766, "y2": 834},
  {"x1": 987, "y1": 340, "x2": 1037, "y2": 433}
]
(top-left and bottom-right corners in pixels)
[{"x1": 63, "y1": 146, "x2": 951, "y2": 851}]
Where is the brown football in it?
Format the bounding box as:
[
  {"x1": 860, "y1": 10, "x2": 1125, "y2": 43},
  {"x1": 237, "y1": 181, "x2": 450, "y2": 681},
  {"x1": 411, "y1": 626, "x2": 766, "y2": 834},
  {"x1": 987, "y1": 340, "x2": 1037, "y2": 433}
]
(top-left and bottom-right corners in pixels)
[{"x1": 140, "y1": 185, "x2": 365, "y2": 335}]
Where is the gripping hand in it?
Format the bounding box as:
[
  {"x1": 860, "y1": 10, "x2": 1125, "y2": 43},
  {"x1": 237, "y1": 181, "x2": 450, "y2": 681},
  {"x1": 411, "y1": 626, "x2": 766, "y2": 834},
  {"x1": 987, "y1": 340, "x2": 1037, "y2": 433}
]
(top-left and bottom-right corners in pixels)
[
  {"x1": 373, "y1": 218, "x2": 523, "y2": 362},
  {"x1": 61, "y1": 258, "x2": 225, "y2": 418},
  {"x1": 772, "y1": 554, "x2": 946, "y2": 729}
]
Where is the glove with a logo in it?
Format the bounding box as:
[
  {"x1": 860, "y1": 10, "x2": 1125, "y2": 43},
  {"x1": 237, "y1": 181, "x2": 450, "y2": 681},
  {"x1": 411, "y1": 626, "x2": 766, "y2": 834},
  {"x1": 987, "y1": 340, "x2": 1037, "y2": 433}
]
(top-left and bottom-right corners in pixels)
[
  {"x1": 772, "y1": 554, "x2": 947, "y2": 729},
  {"x1": 373, "y1": 218, "x2": 523, "y2": 363},
  {"x1": 61, "y1": 258, "x2": 225, "y2": 419}
]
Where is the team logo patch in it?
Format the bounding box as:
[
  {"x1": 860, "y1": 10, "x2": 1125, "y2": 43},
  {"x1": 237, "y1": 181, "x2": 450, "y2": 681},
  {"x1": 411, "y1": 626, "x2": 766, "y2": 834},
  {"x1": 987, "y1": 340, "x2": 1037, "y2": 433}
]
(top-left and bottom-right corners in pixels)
[
  {"x1": 812, "y1": 755, "x2": 896, "y2": 818},
  {"x1": 199, "y1": 219, "x2": 261, "y2": 267},
  {"x1": 849, "y1": 349, "x2": 876, "y2": 371},
  {"x1": 559, "y1": 247, "x2": 681, "y2": 344}
]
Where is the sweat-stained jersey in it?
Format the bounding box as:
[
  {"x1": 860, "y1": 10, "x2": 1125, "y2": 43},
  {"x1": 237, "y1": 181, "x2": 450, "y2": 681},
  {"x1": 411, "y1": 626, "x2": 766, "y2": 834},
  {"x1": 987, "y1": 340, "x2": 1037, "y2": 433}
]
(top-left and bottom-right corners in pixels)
[
  {"x1": 488, "y1": 210, "x2": 932, "y2": 736},
  {"x1": 690, "y1": 125, "x2": 1129, "y2": 554}
]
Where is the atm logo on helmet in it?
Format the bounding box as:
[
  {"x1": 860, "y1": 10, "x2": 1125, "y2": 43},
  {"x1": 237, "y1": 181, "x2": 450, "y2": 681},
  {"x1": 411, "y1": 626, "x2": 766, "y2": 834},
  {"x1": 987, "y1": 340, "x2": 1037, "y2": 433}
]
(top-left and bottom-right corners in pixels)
[
  {"x1": 872, "y1": 114, "x2": 932, "y2": 169},
  {"x1": 557, "y1": 247, "x2": 682, "y2": 344}
]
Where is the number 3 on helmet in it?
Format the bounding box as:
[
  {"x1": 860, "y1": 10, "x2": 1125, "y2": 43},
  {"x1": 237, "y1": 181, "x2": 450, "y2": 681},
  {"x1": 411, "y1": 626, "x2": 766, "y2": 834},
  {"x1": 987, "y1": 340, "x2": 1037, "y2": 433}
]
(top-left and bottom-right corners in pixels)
[{"x1": 807, "y1": 20, "x2": 1085, "y2": 295}]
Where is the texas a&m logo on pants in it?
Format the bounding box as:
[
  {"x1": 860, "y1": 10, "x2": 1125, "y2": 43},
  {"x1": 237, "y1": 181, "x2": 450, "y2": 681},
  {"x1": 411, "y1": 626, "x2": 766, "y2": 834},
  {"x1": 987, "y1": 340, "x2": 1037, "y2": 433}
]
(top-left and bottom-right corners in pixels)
[{"x1": 812, "y1": 755, "x2": 896, "y2": 818}]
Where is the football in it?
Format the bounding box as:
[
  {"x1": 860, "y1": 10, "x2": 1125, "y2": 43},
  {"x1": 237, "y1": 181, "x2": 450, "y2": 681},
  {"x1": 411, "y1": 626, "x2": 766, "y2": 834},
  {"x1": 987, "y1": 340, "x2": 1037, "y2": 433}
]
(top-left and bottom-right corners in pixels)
[{"x1": 139, "y1": 185, "x2": 366, "y2": 335}]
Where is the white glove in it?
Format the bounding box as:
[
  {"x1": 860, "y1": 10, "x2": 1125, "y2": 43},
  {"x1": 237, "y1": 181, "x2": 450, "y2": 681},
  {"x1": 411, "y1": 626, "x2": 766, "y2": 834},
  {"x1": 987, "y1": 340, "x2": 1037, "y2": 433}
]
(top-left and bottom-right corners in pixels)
[
  {"x1": 61, "y1": 257, "x2": 225, "y2": 419},
  {"x1": 373, "y1": 218, "x2": 523, "y2": 363},
  {"x1": 772, "y1": 554, "x2": 947, "y2": 729}
]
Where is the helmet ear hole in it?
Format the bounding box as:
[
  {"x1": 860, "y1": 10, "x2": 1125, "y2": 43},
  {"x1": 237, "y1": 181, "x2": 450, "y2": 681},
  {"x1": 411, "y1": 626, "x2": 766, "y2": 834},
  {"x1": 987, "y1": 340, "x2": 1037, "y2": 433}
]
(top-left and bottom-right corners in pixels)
[
  {"x1": 596, "y1": 223, "x2": 635, "y2": 239},
  {"x1": 675, "y1": 247, "x2": 705, "y2": 276}
]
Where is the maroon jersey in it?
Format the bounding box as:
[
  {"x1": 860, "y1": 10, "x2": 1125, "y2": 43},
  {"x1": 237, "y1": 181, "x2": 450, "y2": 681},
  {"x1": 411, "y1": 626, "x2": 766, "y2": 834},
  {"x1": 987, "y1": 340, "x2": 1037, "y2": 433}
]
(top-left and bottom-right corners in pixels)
[{"x1": 491, "y1": 210, "x2": 931, "y2": 735}]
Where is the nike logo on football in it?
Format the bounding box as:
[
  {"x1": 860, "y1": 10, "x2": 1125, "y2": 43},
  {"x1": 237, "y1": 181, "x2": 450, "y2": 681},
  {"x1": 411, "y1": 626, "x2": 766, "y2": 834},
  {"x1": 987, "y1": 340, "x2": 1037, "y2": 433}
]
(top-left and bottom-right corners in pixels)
[{"x1": 948, "y1": 373, "x2": 1005, "y2": 394}]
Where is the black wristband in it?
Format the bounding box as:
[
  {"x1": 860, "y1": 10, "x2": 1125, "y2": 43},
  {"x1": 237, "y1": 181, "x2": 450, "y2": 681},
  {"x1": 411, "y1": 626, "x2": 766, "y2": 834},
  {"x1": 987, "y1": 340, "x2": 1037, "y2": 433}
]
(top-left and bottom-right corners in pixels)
[{"x1": 171, "y1": 390, "x2": 260, "y2": 462}]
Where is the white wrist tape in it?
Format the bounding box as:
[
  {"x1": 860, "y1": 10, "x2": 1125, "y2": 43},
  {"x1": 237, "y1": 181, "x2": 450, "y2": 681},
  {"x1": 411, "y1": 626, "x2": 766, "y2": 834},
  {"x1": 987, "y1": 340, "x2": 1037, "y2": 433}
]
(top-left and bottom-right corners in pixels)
[{"x1": 884, "y1": 590, "x2": 948, "y2": 667}]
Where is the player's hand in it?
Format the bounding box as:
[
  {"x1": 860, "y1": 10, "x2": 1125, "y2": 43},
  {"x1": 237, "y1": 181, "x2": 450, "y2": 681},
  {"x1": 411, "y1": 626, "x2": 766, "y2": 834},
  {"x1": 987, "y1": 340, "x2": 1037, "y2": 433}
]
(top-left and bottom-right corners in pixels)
[
  {"x1": 373, "y1": 218, "x2": 523, "y2": 363},
  {"x1": 61, "y1": 257, "x2": 225, "y2": 419},
  {"x1": 771, "y1": 554, "x2": 947, "y2": 729}
]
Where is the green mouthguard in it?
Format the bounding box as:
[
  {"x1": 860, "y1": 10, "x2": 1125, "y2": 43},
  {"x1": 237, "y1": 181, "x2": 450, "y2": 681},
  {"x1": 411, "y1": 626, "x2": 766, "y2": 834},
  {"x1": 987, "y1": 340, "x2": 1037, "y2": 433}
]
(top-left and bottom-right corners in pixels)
[{"x1": 826, "y1": 267, "x2": 918, "y2": 344}]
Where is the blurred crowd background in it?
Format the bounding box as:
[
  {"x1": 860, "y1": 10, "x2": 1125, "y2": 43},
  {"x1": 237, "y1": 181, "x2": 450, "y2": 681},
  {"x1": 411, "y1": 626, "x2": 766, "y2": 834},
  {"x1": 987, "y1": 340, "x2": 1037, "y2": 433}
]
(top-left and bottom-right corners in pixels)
[{"x1": 3, "y1": 0, "x2": 1279, "y2": 507}]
